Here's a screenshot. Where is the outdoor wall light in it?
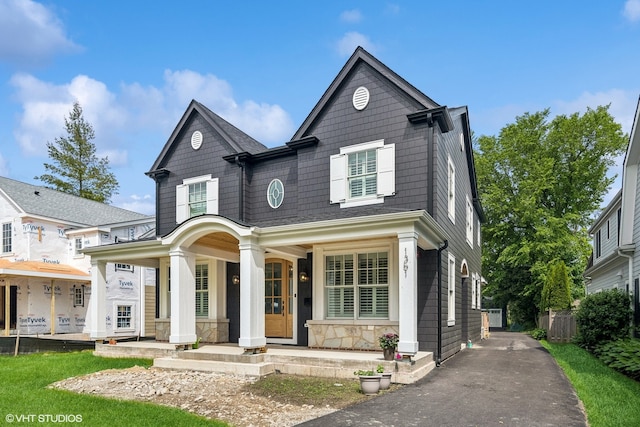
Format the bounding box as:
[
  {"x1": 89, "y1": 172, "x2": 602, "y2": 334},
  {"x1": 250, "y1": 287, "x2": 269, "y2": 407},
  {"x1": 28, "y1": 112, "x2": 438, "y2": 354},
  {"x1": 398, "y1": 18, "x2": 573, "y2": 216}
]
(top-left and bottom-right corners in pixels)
[
  {"x1": 232, "y1": 275, "x2": 240, "y2": 285},
  {"x1": 299, "y1": 271, "x2": 309, "y2": 283}
]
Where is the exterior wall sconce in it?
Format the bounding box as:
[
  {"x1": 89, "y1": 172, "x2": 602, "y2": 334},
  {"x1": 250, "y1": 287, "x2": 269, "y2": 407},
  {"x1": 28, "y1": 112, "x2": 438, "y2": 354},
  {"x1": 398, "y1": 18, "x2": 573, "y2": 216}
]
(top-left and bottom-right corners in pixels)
[
  {"x1": 299, "y1": 271, "x2": 309, "y2": 283},
  {"x1": 232, "y1": 275, "x2": 240, "y2": 285}
]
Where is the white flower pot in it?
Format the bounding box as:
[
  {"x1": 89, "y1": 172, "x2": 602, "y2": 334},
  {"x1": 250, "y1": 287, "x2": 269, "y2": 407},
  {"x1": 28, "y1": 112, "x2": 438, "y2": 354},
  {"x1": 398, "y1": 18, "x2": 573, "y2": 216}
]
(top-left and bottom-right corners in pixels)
[
  {"x1": 358, "y1": 375, "x2": 381, "y2": 395},
  {"x1": 379, "y1": 372, "x2": 392, "y2": 390}
]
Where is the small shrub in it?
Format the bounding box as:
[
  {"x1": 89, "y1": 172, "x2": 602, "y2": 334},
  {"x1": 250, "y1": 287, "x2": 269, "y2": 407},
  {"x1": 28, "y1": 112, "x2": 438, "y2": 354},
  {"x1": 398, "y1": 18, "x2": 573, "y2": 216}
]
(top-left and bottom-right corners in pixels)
[
  {"x1": 530, "y1": 328, "x2": 547, "y2": 340},
  {"x1": 573, "y1": 289, "x2": 631, "y2": 350},
  {"x1": 594, "y1": 339, "x2": 640, "y2": 381}
]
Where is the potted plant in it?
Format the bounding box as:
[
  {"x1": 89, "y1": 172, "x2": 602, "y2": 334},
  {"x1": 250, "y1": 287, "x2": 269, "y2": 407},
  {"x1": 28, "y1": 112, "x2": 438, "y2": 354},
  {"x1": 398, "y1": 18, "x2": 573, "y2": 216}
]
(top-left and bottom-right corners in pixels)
[
  {"x1": 377, "y1": 364, "x2": 392, "y2": 390},
  {"x1": 354, "y1": 369, "x2": 381, "y2": 395},
  {"x1": 379, "y1": 332, "x2": 399, "y2": 361}
]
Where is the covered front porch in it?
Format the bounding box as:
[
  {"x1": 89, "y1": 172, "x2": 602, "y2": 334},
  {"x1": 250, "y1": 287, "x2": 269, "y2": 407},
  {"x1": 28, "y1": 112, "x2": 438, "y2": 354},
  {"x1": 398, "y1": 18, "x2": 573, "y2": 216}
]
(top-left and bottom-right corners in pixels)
[{"x1": 84, "y1": 210, "x2": 449, "y2": 357}]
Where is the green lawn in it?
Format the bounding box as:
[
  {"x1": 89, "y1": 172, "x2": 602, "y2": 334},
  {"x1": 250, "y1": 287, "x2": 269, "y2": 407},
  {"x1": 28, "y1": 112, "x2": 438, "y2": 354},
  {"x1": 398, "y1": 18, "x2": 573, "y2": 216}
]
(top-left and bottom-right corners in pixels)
[
  {"x1": 542, "y1": 341, "x2": 640, "y2": 427},
  {"x1": 0, "y1": 351, "x2": 226, "y2": 427}
]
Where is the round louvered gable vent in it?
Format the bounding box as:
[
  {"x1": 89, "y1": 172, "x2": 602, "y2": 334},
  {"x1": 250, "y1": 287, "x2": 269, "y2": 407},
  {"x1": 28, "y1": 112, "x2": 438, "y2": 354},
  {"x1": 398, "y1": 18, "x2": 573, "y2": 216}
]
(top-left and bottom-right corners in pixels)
[
  {"x1": 191, "y1": 131, "x2": 203, "y2": 150},
  {"x1": 352, "y1": 86, "x2": 370, "y2": 110}
]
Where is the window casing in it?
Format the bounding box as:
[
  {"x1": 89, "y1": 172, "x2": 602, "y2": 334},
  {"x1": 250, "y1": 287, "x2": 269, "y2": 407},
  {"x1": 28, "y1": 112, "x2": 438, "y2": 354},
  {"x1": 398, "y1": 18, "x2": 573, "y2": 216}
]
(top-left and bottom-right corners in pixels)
[
  {"x1": 195, "y1": 263, "x2": 209, "y2": 317},
  {"x1": 325, "y1": 251, "x2": 389, "y2": 319},
  {"x1": 595, "y1": 230, "x2": 602, "y2": 258},
  {"x1": 176, "y1": 175, "x2": 219, "y2": 223},
  {"x1": 116, "y1": 305, "x2": 132, "y2": 329},
  {"x1": 330, "y1": 140, "x2": 395, "y2": 208},
  {"x1": 466, "y1": 195, "x2": 473, "y2": 246},
  {"x1": 448, "y1": 156, "x2": 456, "y2": 223},
  {"x1": 2, "y1": 223, "x2": 12, "y2": 253},
  {"x1": 73, "y1": 285, "x2": 85, "y2": 307},
  {"x1": 448, "y1": 254, "x2": 456, "y2": 326}
]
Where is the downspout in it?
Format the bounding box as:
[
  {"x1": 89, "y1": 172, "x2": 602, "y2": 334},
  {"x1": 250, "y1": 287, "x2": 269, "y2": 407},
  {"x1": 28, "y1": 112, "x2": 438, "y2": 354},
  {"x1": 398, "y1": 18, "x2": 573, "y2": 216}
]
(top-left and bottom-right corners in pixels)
[
  {"x1": 436, "y1": 239, "x2": 448, "y2": 367},
  {"x1": 236, "y1": 155, "x2": 245, "y2": 222},
  {"x1": 617, "y1": 248, "x2": 633, "y2": 291},
  {"x1": 617, "y1": 246, "x2": 634, "y2": 335}
]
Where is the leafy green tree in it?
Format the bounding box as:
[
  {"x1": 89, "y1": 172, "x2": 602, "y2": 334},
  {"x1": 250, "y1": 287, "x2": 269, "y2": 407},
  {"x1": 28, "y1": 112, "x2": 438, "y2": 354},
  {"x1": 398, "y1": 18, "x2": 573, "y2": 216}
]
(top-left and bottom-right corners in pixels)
[
  {"x1": 541, "y1": 260, "x2": 572, "y2": 311},
  {"x1": 35, "y1": 102, "x2": 119, "y2": 203},
  {"x1": 476, "y1": 106, "x2": 627, "y2": 327}
]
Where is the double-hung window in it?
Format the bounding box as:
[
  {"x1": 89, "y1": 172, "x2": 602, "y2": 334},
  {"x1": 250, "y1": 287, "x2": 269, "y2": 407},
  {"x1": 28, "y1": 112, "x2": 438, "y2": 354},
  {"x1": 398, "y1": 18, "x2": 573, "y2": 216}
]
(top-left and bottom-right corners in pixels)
[
  {"x1": 195, "y1": 263, "x2": 209, "y2": 317},
  {"x1": 448, "y1": 155, "x2": 456, "y2": 223},
  {"x1": 2, "y1": 223, "x2": 12, "y2": 253},
  {"x1": 73, "y1": 285, "x2": 85, "y2": 307},
  {"x1": 176, "y1": 175, "x2": 219, "y2": 223},
  {"x1": 448, "y1": 254, "x2": 456, "y2": 326},
  {"x1": 330, "y1": 140, "x2": 395, "y2": 208},
  {"x1": 325, "y1": 251, "x2": 389, "y2": 319}
]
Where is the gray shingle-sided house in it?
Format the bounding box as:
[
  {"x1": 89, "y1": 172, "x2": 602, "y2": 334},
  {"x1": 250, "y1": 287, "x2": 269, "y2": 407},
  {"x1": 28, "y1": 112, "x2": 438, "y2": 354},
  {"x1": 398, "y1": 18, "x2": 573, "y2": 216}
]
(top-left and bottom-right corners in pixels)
[
  {"x1": 83, "y1": 47, "x2": 484, "y2": 362},
  {"x1": 585, "y1": 96, "x2": 640, "y2": 336},
  {"x1": 0, "y1": 176, "x2": 156, "y2": 338}
]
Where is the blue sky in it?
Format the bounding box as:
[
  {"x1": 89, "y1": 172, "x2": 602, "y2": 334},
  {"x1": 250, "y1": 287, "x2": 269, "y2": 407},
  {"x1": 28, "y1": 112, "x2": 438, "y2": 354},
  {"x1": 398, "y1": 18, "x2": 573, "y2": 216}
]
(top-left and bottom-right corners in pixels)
[{"x1": 1, "y1": 1, "x2": 639, "y2": 215}]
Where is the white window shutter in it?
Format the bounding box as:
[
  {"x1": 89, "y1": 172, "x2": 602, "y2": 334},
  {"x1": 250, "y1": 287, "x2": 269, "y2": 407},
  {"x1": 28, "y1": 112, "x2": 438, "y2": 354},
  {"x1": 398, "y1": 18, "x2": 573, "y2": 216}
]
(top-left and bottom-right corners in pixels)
[
  {"x1": 330, "y1": 153, "x2": 346, "y2": 203},
  {"x1": 377, "y1": 144, "x2": 395, "y2": 197},
  {"x1": 176, "y1": 184, "x2": 187, "y2": 223},
  {"x1": 206, "y1": 178, "x2": 219, "y2": 214}
]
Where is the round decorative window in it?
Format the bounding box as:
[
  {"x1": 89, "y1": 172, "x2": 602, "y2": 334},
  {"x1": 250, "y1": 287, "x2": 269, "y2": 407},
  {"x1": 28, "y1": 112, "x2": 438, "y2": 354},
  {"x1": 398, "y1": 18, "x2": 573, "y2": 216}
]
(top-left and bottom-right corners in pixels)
[
  {"x1": 191, "y1": 131, "x2": 203, "y2": 150},
  {"x1": 352, "y1": 86, "x2": 370, "y2": 110},
  {"x1": 267, "y1": 179, "x2": 284, "y2": 209}
]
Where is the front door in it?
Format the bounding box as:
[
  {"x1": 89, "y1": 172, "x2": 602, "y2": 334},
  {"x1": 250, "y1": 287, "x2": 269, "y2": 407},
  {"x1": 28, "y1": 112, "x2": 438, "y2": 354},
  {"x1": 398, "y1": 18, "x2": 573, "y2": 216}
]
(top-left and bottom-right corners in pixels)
[{"x1": 265, "y1": 259, "x2": 293, "y2": 338}]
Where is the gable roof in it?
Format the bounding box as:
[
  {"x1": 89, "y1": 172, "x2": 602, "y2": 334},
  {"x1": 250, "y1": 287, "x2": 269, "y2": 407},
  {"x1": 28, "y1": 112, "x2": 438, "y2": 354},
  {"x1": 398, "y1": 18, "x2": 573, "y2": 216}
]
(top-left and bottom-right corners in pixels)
[
  {"x1": 148, "y1": 100, "x2": 268, "y2": 174},
  {"x1": 0, "y1": 176, "x2": 151, "y2": 227},
  {"x1": 292, "y1": 46, "x2": 440, "y2": 141},
  {"x1": 620, "y1": 95, "x2": 640, "y2": 245}
]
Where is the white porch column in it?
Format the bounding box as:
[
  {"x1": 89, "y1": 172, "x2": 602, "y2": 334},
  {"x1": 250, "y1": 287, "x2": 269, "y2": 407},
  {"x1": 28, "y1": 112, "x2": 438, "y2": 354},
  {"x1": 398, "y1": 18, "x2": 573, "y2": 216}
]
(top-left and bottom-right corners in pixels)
[
  {"x1": 398, "y1": 232, "x2": 419, "y2": 355},
  {"x1": 88, "y1": 260, "x2": 107, "y2": 340},
  {"x1": 238, "y1": 238, "x2": 266, "y2": 349},
  {"x1": 169, "y1": 248, "x2": 197, "y2": 344}
]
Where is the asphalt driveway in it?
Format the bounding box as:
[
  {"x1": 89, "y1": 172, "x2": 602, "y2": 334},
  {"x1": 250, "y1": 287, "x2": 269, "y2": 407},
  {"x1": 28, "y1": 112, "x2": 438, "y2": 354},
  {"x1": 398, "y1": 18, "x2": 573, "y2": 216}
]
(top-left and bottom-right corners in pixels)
[{"x1": 299, "y1": 331, "x2": 587, "y2": 426}]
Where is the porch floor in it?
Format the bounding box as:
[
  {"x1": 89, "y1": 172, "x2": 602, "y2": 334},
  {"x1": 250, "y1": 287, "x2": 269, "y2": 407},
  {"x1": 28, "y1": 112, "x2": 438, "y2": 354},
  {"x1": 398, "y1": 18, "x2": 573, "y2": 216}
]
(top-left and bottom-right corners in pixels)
[{"x1": 95, "y1": 341, "x2": 435, "y2": 385}]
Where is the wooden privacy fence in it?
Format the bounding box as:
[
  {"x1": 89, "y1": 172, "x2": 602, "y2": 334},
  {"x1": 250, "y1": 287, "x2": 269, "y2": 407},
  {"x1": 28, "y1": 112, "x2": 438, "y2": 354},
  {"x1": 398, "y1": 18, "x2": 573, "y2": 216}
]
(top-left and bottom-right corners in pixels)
[{"x1": 539, "y1": 311, "x2": 577, "y2": 343}]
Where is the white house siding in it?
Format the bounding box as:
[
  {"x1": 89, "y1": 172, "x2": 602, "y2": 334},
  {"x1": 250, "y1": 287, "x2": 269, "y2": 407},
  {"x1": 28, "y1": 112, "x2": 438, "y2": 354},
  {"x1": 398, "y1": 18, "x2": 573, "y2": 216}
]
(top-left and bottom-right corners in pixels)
[
  {"x1": 1, "y1": 201, "x2": 154, "y2": 337},
  {"x1": 586, "y1": 258, "x2": 629, "y2": 295}
]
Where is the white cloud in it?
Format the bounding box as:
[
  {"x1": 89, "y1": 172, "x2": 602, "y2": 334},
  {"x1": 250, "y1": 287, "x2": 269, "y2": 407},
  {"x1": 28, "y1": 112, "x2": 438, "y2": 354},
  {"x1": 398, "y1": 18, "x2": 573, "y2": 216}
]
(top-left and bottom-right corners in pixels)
[
  {"x1": 340, "y1": 9, "x2": 362, "y2": 23},
  {"x1": 10, "y1": 73, "x2": 128, "y2": 155},
  {"x1": 116, "y1": 194, "x2": 155, "y2": 216},
  {"x1": 623, "y1": 0, "x2": 640, "y2": 22},
  {"x1": 336, "y1": 32, "x2": 378, "y2": 57},
  {"x1": 553, "y1": 89, "x2": 638, "y2": 134},
  {"x1": 385, "y1": 4, "x2": 401, "y2": 15},
  {"x1": 0, "y1": 0, "x2": 80, "y2": 66}
]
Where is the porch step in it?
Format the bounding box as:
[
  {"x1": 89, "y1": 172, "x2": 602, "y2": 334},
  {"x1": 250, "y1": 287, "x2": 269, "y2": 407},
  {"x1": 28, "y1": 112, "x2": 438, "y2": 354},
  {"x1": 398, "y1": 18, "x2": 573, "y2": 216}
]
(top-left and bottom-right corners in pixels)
[
  {"x1": 153, "y1": 347, "x2": 436, "y2": 384},
  {"x1": 154, "y1": 357, "x2": 274, "y2": 376}
]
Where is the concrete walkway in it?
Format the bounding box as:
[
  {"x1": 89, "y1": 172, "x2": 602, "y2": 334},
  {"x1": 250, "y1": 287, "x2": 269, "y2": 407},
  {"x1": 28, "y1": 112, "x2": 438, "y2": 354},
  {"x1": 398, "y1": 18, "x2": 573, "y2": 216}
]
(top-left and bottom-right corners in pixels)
[{"x1": 299, "y1": 332, "x2": 587, "y2": 426}]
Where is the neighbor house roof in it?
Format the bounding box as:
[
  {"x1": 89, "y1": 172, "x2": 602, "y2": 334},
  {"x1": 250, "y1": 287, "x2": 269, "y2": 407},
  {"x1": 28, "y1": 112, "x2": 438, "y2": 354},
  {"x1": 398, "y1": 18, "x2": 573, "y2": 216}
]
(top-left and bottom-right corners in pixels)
[
  {"x1": 0, "y1": 176, "x2": 151, "y2": 227},
  {"x1": 0, "y1": 259, "x2": 90, "y2": 281}
]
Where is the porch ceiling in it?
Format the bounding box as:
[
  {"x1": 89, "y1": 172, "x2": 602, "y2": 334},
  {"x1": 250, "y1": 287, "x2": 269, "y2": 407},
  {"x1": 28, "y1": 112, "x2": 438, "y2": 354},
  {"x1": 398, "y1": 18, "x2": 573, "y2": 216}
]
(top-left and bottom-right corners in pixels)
[{"x1": 195, "y1": 232, "x2": 239, "y2": 254}]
